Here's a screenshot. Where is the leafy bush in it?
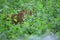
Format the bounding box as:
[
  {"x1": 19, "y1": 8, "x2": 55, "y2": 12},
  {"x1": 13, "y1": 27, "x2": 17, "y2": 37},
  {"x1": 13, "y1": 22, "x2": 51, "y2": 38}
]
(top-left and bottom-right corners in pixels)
[{"x1": 0, "y1": 0, "x2": 60, "y2": 40}]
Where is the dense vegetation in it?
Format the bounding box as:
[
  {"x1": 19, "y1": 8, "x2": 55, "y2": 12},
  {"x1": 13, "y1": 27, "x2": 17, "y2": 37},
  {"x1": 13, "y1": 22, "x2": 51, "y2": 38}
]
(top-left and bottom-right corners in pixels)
[{"x1": 0, "y1": 0, "x2": 60, "y2": 40}]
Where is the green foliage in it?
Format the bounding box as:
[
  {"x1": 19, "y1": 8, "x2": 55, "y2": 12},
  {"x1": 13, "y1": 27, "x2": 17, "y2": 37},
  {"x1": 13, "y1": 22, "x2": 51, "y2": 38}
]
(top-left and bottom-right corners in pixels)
[{"x1": 0, "y1": 0, "x2": 60, "y2": 40}]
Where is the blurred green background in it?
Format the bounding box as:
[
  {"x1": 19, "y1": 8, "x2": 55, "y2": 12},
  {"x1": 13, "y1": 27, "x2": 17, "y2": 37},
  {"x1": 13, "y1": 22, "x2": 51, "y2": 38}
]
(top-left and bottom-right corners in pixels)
[{"x1": 0, "y1": 0, "x2": 60, "y2": 40}]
